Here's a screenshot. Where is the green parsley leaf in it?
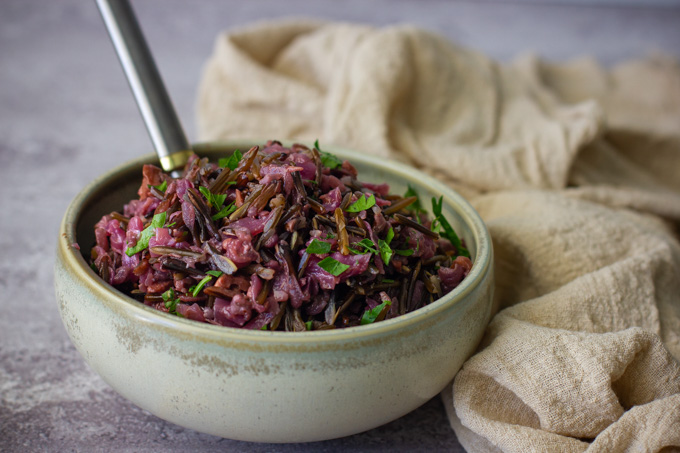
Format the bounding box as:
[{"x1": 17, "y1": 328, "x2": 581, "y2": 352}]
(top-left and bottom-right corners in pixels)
[
  {"x1": 212, "y1": 202, "x2": 236, "y2": 220},
  {"x1": 360, "y1": 298, "x2": 392, "y2": 325},
  {"x1": 381, "y1": 278, "x2": 395, "y2": 283},
  {"x1": 164, "y1": 299, "x2": 179, "y2": 312},
  {"x1": 206, "y1": 270, "x2": 223, "y2": 278},
  {"x1": 317, "y1": 257, "x2": 350, "y2": 276},
  {"x1": 162, "y1": 288, "x2": 180, "y2": 313},
  {"x1": 320, "y1": 152, "x2": 342, "y2": 169},
  {"x1": 349, "y1": 238, "x2": 377, "y2": 255},
  {"x1": 315, "y1": 139, "x2": 343, "y2": 169},
  {"x1": 198, "y1": 186, "x2": 211, "y2": 200},
  {"x1": 378, "y1": 239, "x2": 393, "y2": 266},
  {"x1": 385, "y1": 227, "x2": 395, "y2": 245},
  {"x1": 192, "y1": 275, "x2": 213, "y2": 297},
  {"x1": 394, "y1": 248, "x2": 414, "y2": 256},
  {"x1": 305, "y1": 321, "x2": 313, "y2": 331},
  {"x1": 218, "y1": 149, "x2": 243, "y2": 170},
  {"x1": 431, "y1": 196, "x2": 470, "y2": 258},
  {"x1": 260, "y1": 324, "x2": 268, "y2": 330},
  {"x1": 151, "y1": 180, "x2": 168, "y2": 192},
  {"x1": 125, "y1": 211, "x2": 167, "y2": 256},
  {"x1": 199, "y1": 186, "x2": 227, "y2": 209},
  {"x1": 325, "y1": 232, "x2": 335, "y2": 239},
  {"x1": 346, "y1": 194, "x2": 376, "y2": 213},
  {"x1": 377, "y1": 227, "x2": 395, "y2": 265},
  {"x1": 306, "y1": 239, "x2": 332, "y2": 255}
]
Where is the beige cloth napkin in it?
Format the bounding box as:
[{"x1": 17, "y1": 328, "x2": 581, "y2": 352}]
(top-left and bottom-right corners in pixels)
[{"x1": 196, "y1": 20, "x2": 680, "y2": 452}]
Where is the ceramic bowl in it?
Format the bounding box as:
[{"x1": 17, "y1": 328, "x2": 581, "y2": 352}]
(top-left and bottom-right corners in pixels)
[{"x1": 55, "y1": 141, "x2": 494, "y2": 443}]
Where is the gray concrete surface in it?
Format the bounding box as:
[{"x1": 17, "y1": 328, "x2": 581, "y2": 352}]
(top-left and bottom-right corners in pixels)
[{"x1": 1, "y1": 0, "x2": 678, "y2": 451}]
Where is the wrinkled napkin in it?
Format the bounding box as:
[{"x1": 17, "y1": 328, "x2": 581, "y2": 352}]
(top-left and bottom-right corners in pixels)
[{"x1": 196, "y1": 20, "x2": 680, "y2": 452}]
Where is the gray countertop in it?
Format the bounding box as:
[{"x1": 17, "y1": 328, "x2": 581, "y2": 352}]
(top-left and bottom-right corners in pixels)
[{"x1": 1, "y1": 1, "x2": 679, "y2": 451}]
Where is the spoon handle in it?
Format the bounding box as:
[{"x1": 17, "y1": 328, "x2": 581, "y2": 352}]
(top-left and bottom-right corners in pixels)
[{"x1": 96, "y1": 0, "x2": 191, "y2": 176}]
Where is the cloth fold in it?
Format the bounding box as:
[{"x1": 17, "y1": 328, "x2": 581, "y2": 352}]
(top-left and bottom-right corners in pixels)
[{"x1": 197, "y1": 19, "x2": 680, "y2": 452}]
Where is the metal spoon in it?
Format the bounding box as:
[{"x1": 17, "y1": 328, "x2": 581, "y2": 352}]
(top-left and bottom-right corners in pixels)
[{"x1": 96, "y1": 0, "x2": 192, "y2": 177}]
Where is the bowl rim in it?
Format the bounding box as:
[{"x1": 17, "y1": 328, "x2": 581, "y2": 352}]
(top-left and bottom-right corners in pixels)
[{"x1": 58, "y1": 140, "x2": 492, "y2": 345}]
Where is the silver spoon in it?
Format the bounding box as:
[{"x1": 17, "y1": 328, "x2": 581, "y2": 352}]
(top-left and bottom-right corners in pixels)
[{"x1": 96, "y1": 0, "x2": 192, "y2": 178}]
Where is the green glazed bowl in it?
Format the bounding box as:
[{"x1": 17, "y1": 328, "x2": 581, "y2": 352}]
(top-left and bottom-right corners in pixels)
[{"x1": 55, "y1": 141, "x2": 494, "y2": 443}]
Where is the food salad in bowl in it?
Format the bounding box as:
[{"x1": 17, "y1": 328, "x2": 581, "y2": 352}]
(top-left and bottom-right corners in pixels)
[{"x1": 90, "y1": 140, "x2": 473, "y2": 332}]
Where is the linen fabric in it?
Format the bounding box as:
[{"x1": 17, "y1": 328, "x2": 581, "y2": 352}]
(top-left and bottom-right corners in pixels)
[{"x1": 196, "y1": 20, "x2": 680, "y2": 452}]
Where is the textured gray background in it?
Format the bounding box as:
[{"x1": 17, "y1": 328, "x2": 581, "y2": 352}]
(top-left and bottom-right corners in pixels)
[{"x1": 1, "y1": 0, "x2": 679, "y2": 451}]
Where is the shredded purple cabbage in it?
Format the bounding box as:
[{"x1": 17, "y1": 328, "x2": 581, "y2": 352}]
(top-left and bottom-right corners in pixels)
[{"x1": 90, "y1": 140, "x2": 471, "y2": 330}]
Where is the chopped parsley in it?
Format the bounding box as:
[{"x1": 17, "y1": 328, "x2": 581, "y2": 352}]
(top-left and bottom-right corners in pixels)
[
  {"x1": 212, "y1": 202, "x2": 236, "y2": 220},
  {"x1": 431, "y1": 196, "x2": 470, "y2": 258},
  {"x1": 376, "y1": 227, "x2": 414, "y2": 262},
  {"x1": 317, "y1": 257, "x2": 350, "y2": 276},
  {"x1": 218, "y1": 149, "x2": 243, "y2": 170},
  {"x1": 151, "y1": 180, "x2": 168, "y2": 192},
  {"x1": 162, "y1": 288, "x2": 180, "y2": 314},
  {"x1": 305, "y1": 321, "x2": 313, "y2": 331},
  {"x1": 360, "y1": 298, "x2": 392, "y2": 325},
  {"x1": 199, "y1": 186, "x2": 227, "y2": 209},
  {"x1": 378, "y1": 227, "x2": 395, "y2": 265},
  {"x1": 191, "y1": 275, "x2": 213, "y2": 297},
  {"x1": 188, "y1": 271, "x2": 223, "y2": 297},
  {"x1": 346, "y1": 194, "x2": 376, "y2": 213},
  {"x1": 315, "y1": 139, "x2": 342, "y2": 169},
  {"x1": 198, "y1": 186, "x2": 235, "y2": 220},
  {"x1": 125, "y1": 211, "x2": 167, "y2": 256},
  {"x1": 306, "y1": 239, "x2": 332, "y2": 255},
  {"x1": 349, "y1": 238, "x2": 377, "y2": 255}
]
